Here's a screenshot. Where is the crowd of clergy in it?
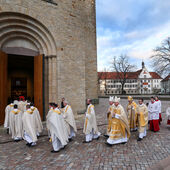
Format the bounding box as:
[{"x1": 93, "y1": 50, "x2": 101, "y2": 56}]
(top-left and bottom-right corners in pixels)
[{"x1": 4, "y1": 95, "x2": 170, "y2": 152}]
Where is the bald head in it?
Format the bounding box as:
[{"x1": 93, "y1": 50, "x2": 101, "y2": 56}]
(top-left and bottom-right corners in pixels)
[
  {"x1": 87, "y1": 99, "x2": 92, "y2": 105},
  {"x1": 63, "y1": 100, "x2": 69, "y2": 107}
]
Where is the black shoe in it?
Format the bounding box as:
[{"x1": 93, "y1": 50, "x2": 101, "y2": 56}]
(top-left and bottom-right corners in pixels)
[
  {"x1": 61, "y1": 145, "x2": 67, "y2": 150},
  {"x1": 121, "y1": 142, "x2": 127, "y2": 144},
  {"x1": 82, "y1": 140, "x2": 91, "y2": 143},
  {"x1": 69, "y1": 138, "x2": 73, "y2": 142},
  {"x1": 137, "y1": 138, "x2": 142, "y2": 141},
  {"x1": 26, "y1": 143, "x2": 32, "y2": 147},
  {"x1": 7, "y1": 129, "x2": 9, "y2": 134},
  {"x1": 28, "y1": 143, "x2": 33, "y2": 147},
  {"x1": 51, "y1": 150, "x2": 60, "y2": 153},
  {"x1": 105, "y1": 142, "x2": 113, "y2": 147},
  {"x1": 103, "y1": 135, "x2": 109, "y2": 138},
  {"x1": 95, "y1": 136, "x2": 100, "y2": 140},
  {"x1": 14, "y1": 139, "x2": 21, "y2": 142}
]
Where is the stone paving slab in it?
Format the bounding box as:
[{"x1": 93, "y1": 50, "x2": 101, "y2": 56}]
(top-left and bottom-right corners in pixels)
[
  {"x1": 147, "y1": 155, "x2": 170, "y2": 170},
  {"x1": 0, "y1": 98, "x2": 170, "y2": 170}
]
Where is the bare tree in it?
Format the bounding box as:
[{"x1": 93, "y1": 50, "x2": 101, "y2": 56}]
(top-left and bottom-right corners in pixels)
[
  {"x1": 111, "y1": 55, "x2": 136, "y2": 94},
  {"x1": 151, "y1": 37, "x2": 170, "y2": 76}
]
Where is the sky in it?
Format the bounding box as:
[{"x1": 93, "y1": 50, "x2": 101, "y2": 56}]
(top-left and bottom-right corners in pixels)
[{"x1": 96, "y1": 0, "x2": 170, "y2": 72}]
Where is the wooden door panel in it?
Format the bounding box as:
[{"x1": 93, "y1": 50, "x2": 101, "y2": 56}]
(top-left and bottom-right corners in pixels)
[
  {"x1": 34, "y1": 54, "x2": 43, "y2": 120},
  {"x1": 0, "y1": 51, "x2": 8, "y2": 125}
]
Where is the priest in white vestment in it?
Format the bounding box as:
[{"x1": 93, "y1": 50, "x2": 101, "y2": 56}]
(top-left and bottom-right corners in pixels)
[
  {"x1": 63, "y1": 101, "x2": 77, "y2": 140},
  {"x1": 104, "y1": 96, "x2": 114, "y2": 138},
  {"x1": 127, "y1": 96, "x2": 138, "y2": 131},
  {"x1": 166, "y1": 106, "x2": 170, "y2": 127},
  {"x1": 83, "y1": 99, "x2": 101, "y2": 143},
  {"x1": 22, "y1": 105, "x2": 38, "y2": 147},
  {"x1": 136, "y1": 98, "x2": 148, "y2": 141},
  {"x1": 106, "y1": 96, "x2": 130, "y2": 146},
  {"x1": 9, "y1": 104, "x2": 23, "y2": 141},
  {"x1": 48, "y1": 103, "x2": 69, "y2": 153},
  {"x1": 4, "y1": 101, "x2": 14, "y2": 132},
  {"x1": 30, "y1": 103, "x2": 43, "y2": 136},
  {"x1": 46, "y1": 103, "x2": 55, "y2": 138}
]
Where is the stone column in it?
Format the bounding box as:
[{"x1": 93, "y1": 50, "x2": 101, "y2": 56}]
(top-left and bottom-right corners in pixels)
[
  {"x1": 44, "y1": 56, "x2": 49, "y2": 115},
  {"x1": 52, "y1": 56, "x2": 57, "y2": 102},
  {"x1": 48, "y1": 56, "x2": 53, "y2": 102},
  {"x1": 48, "y1": 55, "x2": 57, "y2": 103}
]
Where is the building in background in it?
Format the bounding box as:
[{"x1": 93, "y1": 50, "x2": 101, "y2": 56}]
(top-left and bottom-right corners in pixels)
[
  {"x1": 98, "y1": 62, "x2": 162, "y2": 95},
  {"x1": 161, "y1": 74, "x2": 170, "y2": 94}
]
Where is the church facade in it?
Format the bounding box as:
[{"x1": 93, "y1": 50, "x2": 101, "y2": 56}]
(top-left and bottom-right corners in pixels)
[{"x1": 0, "y1": 0, "x2": 98, "y2": 124}]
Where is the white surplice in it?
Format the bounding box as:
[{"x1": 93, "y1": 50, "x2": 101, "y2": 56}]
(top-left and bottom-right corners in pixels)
[
  {"x1": 48, "y1": 108, "x2": 69, "y2": 151},
  {"x1": 83, "y1": 104, "x2": 100, "y2": 142},
  {"x1": 22, "y1": 109, "x2": 38, "y2": 143},
  {"x1": 63, "y1": 105, "x2": 77, "y2": 139},
  {"x1": 4, "y1": 104, "x2": 14, "y2": 128},
  {"x1": 31, "y1": 106, "x2": 43, "y2": 135},
  {"x1": 9, "y1": 109, "x2": 23, "y2": 140}
]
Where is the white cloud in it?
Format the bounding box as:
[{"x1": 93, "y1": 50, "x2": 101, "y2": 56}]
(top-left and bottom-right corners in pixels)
[{"x1": 97, "y1": 21, "x2": 170, "y2": 71}]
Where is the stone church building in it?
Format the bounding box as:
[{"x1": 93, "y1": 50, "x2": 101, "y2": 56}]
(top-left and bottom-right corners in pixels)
[{"x1": 0, "y1": 0, "x2": 98, "y2": 124}]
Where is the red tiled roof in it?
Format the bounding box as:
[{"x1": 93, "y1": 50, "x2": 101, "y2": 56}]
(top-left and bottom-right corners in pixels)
[
  {"x1": 149, "y1": 72, "x2": 162, "y2": 79},
  {"x1": 98, "y1": 71, "x2": 140, "y2": 80},
  {"x1": 162, "y1": 74, "x2": 170, "y2": 82},
  {"x1": 98, "y1": 70, "x2": 162, "y2": 80}
]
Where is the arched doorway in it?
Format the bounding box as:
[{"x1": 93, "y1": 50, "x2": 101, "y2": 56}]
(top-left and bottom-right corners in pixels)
[{"x1": 0, "y1": 12, "x2": 56, "y2": 125}]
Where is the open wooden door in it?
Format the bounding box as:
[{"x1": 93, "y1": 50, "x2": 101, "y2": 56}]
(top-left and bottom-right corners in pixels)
[
  {"x1": 0, "y1": 51, "x2": 8, "y2": 125},
  {"x1": 34, "y1": 54, "x2": 43, "y2": 120}
]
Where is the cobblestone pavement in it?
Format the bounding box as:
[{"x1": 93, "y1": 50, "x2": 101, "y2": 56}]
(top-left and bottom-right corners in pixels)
[{"x1": 0, "y1": 98, "x2": 170, "y2": 170}]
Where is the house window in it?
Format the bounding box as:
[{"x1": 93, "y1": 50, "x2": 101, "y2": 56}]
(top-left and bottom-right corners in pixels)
[{"x1": 144, "y1": 75, "x2": 146, "y2": 78}]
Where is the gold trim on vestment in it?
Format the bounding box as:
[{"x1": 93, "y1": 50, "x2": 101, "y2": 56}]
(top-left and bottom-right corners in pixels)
[{"x1": 53, "y1": 110, "x2": 61, "y2": 115}]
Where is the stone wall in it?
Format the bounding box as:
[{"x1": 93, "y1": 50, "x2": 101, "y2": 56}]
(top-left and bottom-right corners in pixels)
[{"x1": 0, "y1": 0, "x2": 98, "y2": 116}]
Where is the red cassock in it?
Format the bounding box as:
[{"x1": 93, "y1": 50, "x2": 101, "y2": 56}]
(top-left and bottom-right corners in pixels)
[
  {"x1": 167, "y1": 119, "x2": 170, "y2": 125},
  {"x1": 150, "y1": 120, "x2": 160, "y2": 132}
]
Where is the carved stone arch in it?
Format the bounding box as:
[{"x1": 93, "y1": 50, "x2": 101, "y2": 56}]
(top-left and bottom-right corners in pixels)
[
  {"x1": 0, "y1": 12, "x2": 57, "y2": 56},
  {"x1": 1, "y1": 35, "x2": 42, "y2": 54},
  {"x1": 0, "y1": 28, "x2": 48, "y2": 55}
]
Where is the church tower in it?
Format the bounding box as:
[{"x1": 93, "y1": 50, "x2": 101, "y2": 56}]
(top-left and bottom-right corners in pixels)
[{"x1": 142, "y1": 61, "x2": 145, "y2": 69}]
